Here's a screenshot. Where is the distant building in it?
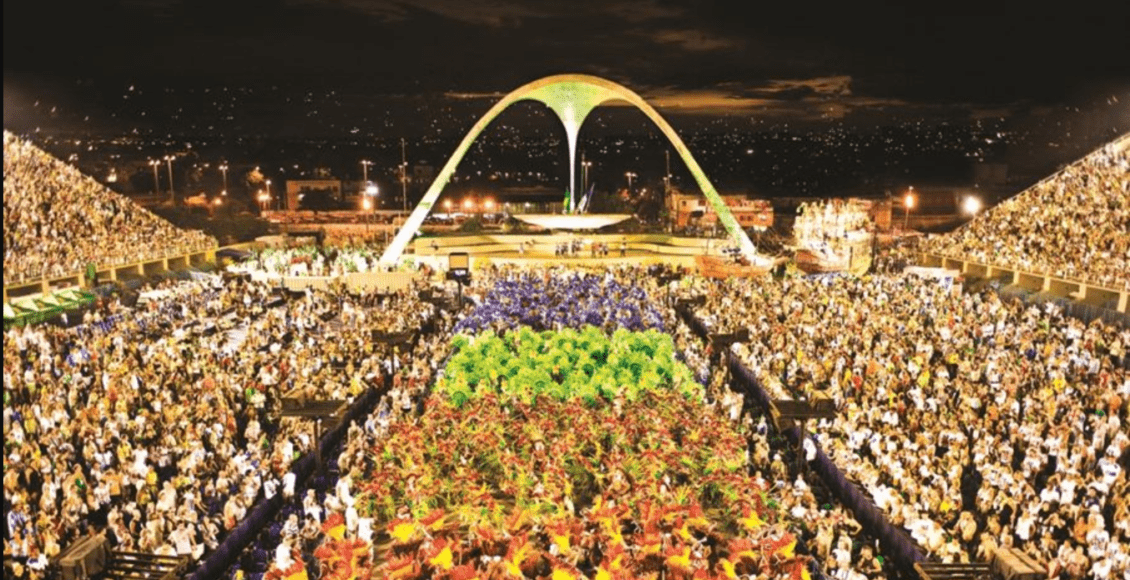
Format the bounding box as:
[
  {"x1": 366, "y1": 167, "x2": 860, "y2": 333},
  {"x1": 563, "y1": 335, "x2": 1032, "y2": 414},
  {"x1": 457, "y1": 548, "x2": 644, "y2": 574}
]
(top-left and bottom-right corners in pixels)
[
  {"x1": 667, "y1": 191, "x2": 773, "y2": 229},
  {"x1": 413, "y1": 162, "x2": 436, "y2": 188},
  {"x1": 286, "y1": 179, "x2": 342, "y2": 211}
]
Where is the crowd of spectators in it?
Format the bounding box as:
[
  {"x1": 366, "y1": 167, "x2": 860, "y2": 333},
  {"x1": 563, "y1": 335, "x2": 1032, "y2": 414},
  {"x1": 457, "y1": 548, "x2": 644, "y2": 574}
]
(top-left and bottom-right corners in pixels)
[
  {"x1": 672, "y1": 311, "x2": 891, "y2": 580},
  {"x1": 229, "y1": 245, "x2": 388, "y2": 278},
  {"x1": 925, "y1": 135, "x2": 1130, "y2": 290},
  {"x1": 2, "y1": 272, "x2": 437, "y2": 579},
  {"x1": 5, "y1": 135, "x2": 1128, "y2": 580},
  {"x1": 690, "y1": 273, "x2": 1129, "y2": 578},
  {"x1": 261, "y1": 265, "x2": 897, "y2": 580},
  {"x1": 3, "y1": 132, "x2": 215, "y2": 285},
  {"x1": 230, "y1": 299, "x2": 456, "y2": 580}
]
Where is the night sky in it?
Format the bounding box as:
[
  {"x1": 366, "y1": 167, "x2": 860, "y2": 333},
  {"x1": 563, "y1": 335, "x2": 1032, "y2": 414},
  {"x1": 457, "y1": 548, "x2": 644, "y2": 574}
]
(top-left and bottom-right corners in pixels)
[
  {"x1": 6, "y1": 0, "x2": 1130, "y2": 122},
  {"x1": 4, "y1": 0, "x2": 1130, "y2": 204}
]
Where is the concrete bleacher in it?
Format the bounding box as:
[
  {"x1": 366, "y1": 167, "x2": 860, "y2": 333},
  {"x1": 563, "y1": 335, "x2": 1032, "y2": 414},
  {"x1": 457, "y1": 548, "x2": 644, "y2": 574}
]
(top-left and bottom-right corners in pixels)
[
  {"x1": 3, "y1": 131, "x2": 218, "y2": 300},
  {"x1": 919, "y1": 253, "x2": 1129, "y2": 314},
  {"x1": 922, "y1": 134, "x2": 1129, "y2": 299}
]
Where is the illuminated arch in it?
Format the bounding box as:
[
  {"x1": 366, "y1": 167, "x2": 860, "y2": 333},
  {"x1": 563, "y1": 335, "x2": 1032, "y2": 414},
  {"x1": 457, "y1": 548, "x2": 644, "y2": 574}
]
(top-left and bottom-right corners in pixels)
[{"x1": 380, "y1": 74, "x2": 757, "y2": 264}]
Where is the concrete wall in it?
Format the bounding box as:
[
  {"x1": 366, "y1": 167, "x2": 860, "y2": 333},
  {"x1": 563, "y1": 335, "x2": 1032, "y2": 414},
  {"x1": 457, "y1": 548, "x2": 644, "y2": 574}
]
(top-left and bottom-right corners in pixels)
[
  {"x1": 921, "y1": 253, "x2": 1128, "y2": 313},
  {"x1": 4, "y1": 248, "x2": 218, "y2": 302}
]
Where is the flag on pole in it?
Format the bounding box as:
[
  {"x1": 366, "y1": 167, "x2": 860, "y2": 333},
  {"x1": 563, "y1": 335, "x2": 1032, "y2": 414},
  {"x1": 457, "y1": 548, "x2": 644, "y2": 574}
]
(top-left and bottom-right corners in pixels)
[
  {"x1": 563, "y1": 189, "x2": 571, "y2": 214},
  {"x1": 578, "y1": 184, "x2": 595, "y2": 213}
]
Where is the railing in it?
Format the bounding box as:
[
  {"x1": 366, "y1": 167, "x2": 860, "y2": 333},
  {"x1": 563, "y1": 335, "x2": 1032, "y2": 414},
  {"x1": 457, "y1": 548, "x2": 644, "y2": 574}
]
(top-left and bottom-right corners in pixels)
[{"x1": 922, "y1": 251, "x2": 1130, "y2": 293}]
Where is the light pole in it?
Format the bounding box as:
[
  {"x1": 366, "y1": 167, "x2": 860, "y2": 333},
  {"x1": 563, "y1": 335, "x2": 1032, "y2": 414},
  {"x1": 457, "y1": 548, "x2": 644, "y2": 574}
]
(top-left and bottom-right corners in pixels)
[
  {"x1": 361, "y1": 159, "x2": 373, "y2": 184},
  {"x1": 164, "y1": 155, "x2": 175, "y2": 204},
  {"x1": 265, "y1": 179, "x2": 273, "y2": 211},
  {"x1": 625, "y1": 171, "x2": 637, "y2": 193},
  {"x1": 903, "y1": 187, "x2": 915, "y2": 231},
  {"x1": 257, "y1": 190, "x2": 269, "y2": 213},
  {"x1": 582, "y1": 160, "x2": 592, "y2": 193},
  {"x1": 362, "y1": 197, "x2": 373, "y2": 233},
  {"x1": 219, "y1": 163, "x2": 229, "y2": 196},
  {"x1": 149, "y1": 159, "x2": 161, "y2": 196},
  {"x1": 365, "y1": 183, "x2": 378, "y2": 235}
]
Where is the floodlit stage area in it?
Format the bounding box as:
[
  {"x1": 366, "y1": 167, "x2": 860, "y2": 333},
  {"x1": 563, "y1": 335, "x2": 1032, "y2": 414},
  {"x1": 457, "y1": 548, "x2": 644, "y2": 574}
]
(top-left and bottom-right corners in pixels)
[{"x1": 408, "y1": 233, "x2": 764, "y2": 270}]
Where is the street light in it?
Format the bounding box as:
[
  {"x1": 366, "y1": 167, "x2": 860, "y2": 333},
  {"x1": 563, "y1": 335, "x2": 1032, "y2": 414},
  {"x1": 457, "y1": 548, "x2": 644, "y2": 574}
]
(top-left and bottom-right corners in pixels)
[
  {"x1": 625, "y1": 171, "x2": 637, "y2": 192},
  {"x1": 903, "y1": 187, "x2": 915, "y2": 231},
  {"x1": 149, "y1": 159, "x2": 161, "y2": 195},
  {"x1": 463, "y1": 198, "x2": 475, "y2": 212},
  {"x1": 257, "y1": 190, "x2": 270, "y2": 212},
  {"x1": 163, "y1": 155, "x2": 176, "y2": 204},
  {"x1": 218, "y1": 163, "x2": 229, "y2": 196},
  {"x1": 443, "y1": 199, "x2": 453, "y2": 212},
  {"x1": 265, "y1": 179, "x2": 273, "y2": 210},
  {"x1": 582, "y1": 160, "x2": 593, "y2": 193}
]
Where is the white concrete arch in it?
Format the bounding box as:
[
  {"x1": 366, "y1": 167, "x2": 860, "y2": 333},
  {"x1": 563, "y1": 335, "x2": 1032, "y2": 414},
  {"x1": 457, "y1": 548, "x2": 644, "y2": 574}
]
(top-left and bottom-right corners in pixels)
[{"x1": 380, "y1": 74, "x2": 756, "y2": 264}]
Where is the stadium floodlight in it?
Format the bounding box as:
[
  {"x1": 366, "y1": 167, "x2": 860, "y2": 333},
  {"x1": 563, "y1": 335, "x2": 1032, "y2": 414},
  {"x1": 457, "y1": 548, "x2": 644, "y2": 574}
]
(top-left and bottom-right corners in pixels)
[
  {"x1": 218, "y1": 163, "x2": 229, "y2": 195},
  {"x1": 903, "y1": 187, "x2": 915, "y2": 231},
  {"x1": 962, "y1": 195, "x2": 982, "y2": 216}
]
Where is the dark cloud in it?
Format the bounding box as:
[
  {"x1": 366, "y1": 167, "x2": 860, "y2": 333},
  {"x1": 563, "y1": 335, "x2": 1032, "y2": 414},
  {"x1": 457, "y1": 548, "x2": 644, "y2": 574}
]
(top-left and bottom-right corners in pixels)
[{"x1": 4, "y1": 0, "x2": 1129, "y2": 121}]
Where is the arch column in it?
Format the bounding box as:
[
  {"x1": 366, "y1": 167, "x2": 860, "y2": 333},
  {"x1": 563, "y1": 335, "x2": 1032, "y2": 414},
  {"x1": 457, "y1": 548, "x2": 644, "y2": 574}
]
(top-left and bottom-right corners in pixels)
[{"x1": 380, "y1": 74, "x2": 757, "y2": 265}]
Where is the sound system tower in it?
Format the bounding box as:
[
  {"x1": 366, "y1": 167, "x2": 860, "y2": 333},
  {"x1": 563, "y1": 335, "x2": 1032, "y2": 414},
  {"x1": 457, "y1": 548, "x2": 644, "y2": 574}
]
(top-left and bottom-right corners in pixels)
[
  {"x1": 57, "y1": 533, "x2": 109, "y2": 580},
  {"x1": 990, "y1": 547, "x2": 1046, "y2": 580}
]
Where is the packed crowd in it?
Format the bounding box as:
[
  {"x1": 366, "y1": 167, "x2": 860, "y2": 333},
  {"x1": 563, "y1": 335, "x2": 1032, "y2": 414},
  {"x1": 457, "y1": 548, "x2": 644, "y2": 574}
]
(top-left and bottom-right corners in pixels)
[
  {"x1": 2, "y1": 272, "x2": 436, "y2": 578},
  {"x1": 690, "y1": 273, "x2": 1129, "y2": 578},
  {"x1": 670, "y1": 314, "x2": 891, "y2": 580},
  {"x1": 228, "y1": 299, "x2": 456, "y2": 580},
  {"x1": 925, "y1": 135, "x2": 1130, "y2": 290},
  {"x1": 262, "y1": 266, "x2": 924, "y2": 580},
  {"x1": 229, "y1": 246, "x2": 388, "y2": 278},
  {"x1": 3, "y1": 132, "x2": 215, "y2": 285}
]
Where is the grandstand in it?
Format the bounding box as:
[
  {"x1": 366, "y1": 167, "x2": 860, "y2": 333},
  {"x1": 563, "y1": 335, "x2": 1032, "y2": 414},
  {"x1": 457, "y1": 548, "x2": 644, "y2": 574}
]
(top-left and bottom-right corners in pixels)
[
  {"x1": 923, "y1": 133, "x2": 1130, "y2": 294},
  {"x1": 3, "y1": 131, "x2": 217, "y2": 291}
]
